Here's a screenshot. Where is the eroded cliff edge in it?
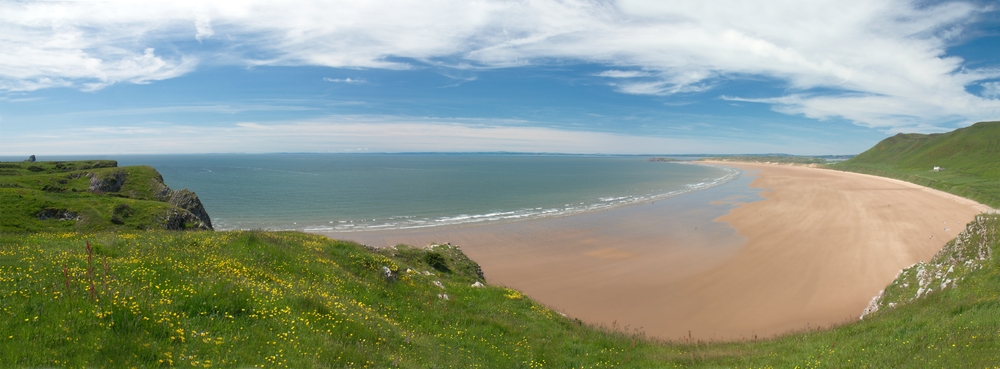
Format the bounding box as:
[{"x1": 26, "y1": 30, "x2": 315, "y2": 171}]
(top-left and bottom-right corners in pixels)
[{"x1": 0, "y1": 159, "x2": 213, "y2": 232}]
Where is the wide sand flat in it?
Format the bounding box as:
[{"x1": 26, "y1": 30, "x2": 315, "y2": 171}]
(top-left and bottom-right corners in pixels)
[{"x1": 315, "y1": 163, "x2": 991, "y2": 340}]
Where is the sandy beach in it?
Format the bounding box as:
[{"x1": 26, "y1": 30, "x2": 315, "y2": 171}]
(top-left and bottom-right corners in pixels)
[{"x1": 314, "y1": 163, "x2": 992, "y2": 340}]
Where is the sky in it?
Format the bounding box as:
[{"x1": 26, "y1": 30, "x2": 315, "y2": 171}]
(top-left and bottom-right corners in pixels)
[{"x1": 1, "y1": 0, "x2": 999, "y2": 156}]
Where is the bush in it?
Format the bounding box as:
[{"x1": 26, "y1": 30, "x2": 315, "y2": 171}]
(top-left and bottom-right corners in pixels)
[{"x1": 424, "y1": 251, "x2": 450, "y2": 273}]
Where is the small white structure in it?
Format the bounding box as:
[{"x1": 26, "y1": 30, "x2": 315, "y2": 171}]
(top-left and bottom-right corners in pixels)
[{"x1": 932, "y1": 166, "x2": 943, "y2": 172}]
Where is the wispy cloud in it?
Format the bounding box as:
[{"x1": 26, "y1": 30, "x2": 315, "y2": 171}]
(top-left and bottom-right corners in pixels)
[
  {"x1": 614, "y1": 80, "x2": 714, "y2": 96},
  {"x1": 234, "y1": 122, "x2": 276, "y2": 130},
  {"x1": 1, "y1": 0, "x2": 998, "y2": 131},
  {"x1": 323, "y1": 77, "x2": 367, "y2": 84},
  {"x1": 31, "y1": 104, "x2": 318, "y2": 119},
  {"x1": 0, "y1": 115, "x2": 826, "y2": 155},
  {"x1": 594, "y1": 70, "x2": 651, "y2": 78},
  {"x1": 0, "y1": 96, "x2": 44, "y2": 103},
  {"x1": 983, "y1": 82, "x2": 1000, "y2": 99},
  {"x1": 438, "y1": 74, "x2": 477, "y2": 88}
]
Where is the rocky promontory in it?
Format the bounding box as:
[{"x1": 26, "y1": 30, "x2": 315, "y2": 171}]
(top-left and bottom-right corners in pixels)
[{"x1": 0, "y1": 159, "x2": 213, "y2": 232}]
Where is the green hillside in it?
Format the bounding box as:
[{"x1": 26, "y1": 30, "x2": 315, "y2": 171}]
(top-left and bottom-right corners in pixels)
[
  {"x1": 2, "y1": 158, "x2": 1000, "y2": 367},
  {"x1": 705, "y1": 155, "x2": 829, "y2": 165},
  {"x1": 0, "y1": 160, "x2": 212, "y2": 233},
  {"x1": 830, "y1": 121, "x2": 1000, "y2": 208},
  {"x1": 1, "y1": 220, "x2": 999, "y2": 367}
]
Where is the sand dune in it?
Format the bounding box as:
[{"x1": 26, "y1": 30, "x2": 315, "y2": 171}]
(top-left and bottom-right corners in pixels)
[{"x1": 314, "y1": 163, "x2": 991, "y2": 340}]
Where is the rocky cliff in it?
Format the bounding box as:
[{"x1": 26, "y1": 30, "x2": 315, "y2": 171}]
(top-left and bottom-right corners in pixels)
[
  {"x1": 150, "y1": 175, "x2": 213, "y2": 230},
  {"x1": 861, "y1": 213, "x2": 999, "y2": 318},
  {"x1": 0, "y1": 160, "x2": 214, "y2": 232}
]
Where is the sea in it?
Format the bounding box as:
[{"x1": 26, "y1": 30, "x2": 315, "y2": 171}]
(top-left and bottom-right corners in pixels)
[{"x1": 4, "y1": 154, "x2": 739, "y2": 231}]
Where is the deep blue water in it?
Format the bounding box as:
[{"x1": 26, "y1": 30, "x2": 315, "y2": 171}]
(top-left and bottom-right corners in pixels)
[{"x1": 3, "y1": 154, "x2": 736, "y2": 231}]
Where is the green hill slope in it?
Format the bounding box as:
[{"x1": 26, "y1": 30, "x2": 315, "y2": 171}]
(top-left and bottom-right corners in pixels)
[
  {"x1": 2, "y1": 221, "x2": 999, "y2": 367},
  {"x1": 830, "y1": 121, "x2": 1000, "y2": 207},
  {"x1": 0, "y1": 231, "x2": 670, "y2": 367},
  {"x1": 0, "y1": 160, "x2": 212, "y2": 232},
  {"x1": 3, "y1": 158, "x2": 1000, "y2": 367}
]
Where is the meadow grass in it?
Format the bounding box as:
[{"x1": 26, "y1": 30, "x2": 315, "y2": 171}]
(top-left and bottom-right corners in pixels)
[
  {"x1": 0, "y1": 231, "x2": 679, "y2": 367},
  {"x1": 4, "y1": 153, "x2": 1000, "y2": 367},
  {"x1": 2, "y1": 222, "x2": 999, "y2": 367}
]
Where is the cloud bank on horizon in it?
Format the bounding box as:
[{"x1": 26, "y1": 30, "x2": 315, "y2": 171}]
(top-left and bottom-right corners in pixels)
[{"x1": 2, "y1": 0, "x2": 999, "y2": 154}]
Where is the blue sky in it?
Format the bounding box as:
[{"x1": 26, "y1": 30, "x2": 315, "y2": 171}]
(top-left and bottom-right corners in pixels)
[{"x1": 1, "y1": 0, "x2": 999, "y2": 155}]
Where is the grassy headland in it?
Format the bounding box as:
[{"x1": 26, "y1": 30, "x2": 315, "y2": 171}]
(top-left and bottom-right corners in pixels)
[
  {"x1": 2, "y1": 150, "x2": 1000, "y2": 367},
  {"x1": 2, "y1": 219, "x2": 998, "y2": 367},
  {"x1": 0, "y1": 160, "x2": 212, "y2": 233},
  {"x1": 830, "y1": 121, "x2": 1000, "y2": 208}
]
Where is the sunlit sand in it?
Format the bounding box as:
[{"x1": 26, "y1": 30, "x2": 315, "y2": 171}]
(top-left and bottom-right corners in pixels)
[{"x1": 315, "y1": 162, "x2": 991, "y2": 340}]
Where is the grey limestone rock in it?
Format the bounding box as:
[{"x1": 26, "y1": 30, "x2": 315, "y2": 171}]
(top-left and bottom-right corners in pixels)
[
  {"x1": 88, "y1": 170, "x2": 127, "y2": 193},
  {"x1": 166, "y1": 189, "x2": 213, "y2": 229},
  {"x1": 151, "y1": 177, "x2": 214, "y2": 230},
  {"x1": 35, "y1": 208, "x2": 79, "y2": 221},
  {"x1": 160, "y1": 208, "x2": 212, "y2": 231}
]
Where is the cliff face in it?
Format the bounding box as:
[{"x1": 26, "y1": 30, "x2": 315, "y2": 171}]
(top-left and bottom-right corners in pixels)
[
  {"x1": 88, "y1": 169, "x2": 127, "y2": 193},
  {"x1": 82, "y1": 165, "x2": 214, "y2": 230},
  {"x1": 862, "y1": 214, "x2": 999, "y2": 318},
  {"x1": 150, "y1": 177, "x2": 213, "y2": 230}
]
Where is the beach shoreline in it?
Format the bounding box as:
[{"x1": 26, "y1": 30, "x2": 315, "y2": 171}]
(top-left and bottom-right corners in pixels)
[
  {"x1": 295, "y1": 162, "x2": 739, "y2": 234},
  {"x1": 312, "y1": 162, "x2": 991, "y2": 340}
]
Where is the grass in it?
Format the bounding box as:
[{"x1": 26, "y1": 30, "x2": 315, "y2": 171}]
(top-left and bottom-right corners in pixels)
[
  {"x1": 2, "y1": 220, "x2": 999, "y2": 367},
  {"x1": 3, "y1": 152, "x2": 1000, "y2": 367},
  {"x1": 0, "y1": 231, "x2": 674, "y2": 367},
  {"x1": 830, "y1": 121, "x2": 1000, "y2": 208}
]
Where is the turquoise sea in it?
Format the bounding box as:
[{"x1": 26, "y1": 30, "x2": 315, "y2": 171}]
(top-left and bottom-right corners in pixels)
[{"x1": 5, "y1": 154, "x2": 737, "y2": 231}]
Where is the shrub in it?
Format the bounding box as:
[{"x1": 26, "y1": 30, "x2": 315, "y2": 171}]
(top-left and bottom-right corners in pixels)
[{"x1": 424, "y1": 251, "x2": 450, "y2": 273}]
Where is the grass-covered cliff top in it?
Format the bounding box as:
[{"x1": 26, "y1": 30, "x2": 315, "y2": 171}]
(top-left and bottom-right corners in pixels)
[
  {"x1": 0, "y1": 160, "x2": 212, "y2": 233},
  {"x1": 2, "y1": 222, "x2": 999, "y2": 367},
  {"x1": 3, "y1": 155, "x2": 1000, "y2": 367}
]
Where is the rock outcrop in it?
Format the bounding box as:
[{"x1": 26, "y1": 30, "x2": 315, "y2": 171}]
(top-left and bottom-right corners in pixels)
[
  {"x1": 88, "y1": 170, "x2": 127, "y2": 193},
  {"x1": 35, "y1": 209, "x2": 79, "y2": 221},
  {"x1": 151, "y1": 178, "x2": 213, "y2": 230},
  {"x1": 159, "y1": 208, "x2": 212, "y2": 231},
  {"x1": 165, "y1": 189, "x2": 213, "y2": 229},
  {"x1": 861, "y1": 214, "x2": 998, "y2": 319},
  {"x1": 86, "y1": 167, "x2": 213, "y2": 230},
  {"x1": 85, "y1": 168, "x2": 214, "y2": 230}
]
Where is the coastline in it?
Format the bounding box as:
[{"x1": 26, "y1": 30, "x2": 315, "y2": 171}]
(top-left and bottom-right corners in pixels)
[
  {"x1": 296, "y1": 162, "x2": 739, "y2": 233},
  {"x1": 312, "y1": 162, "x2": 991, "y2": 340}
]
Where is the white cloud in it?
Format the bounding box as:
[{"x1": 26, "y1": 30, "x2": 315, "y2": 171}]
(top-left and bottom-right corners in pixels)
[
  {"x1": 983, "y1": 82, "x2": 1000, "y2": 99},
  {"x1": 0, "y1": 1, "x2": 199, "y2": 91},
  {"x1": 0, "y1": 116, "x2": 817, "y2": 155},
  {"x1": 1, "y1": 0, "x2": 999, "y2": 131},
  {"x1": 234, "y1": 122, "x2": 273, "y2": 130},
  {"x1": 30, "y1": 104, "x2": 318, "y2": 118},
  {"x1": 323, "y1": 77, "x2": 367, "y2": 84},
  {"x1": 195, "y1": 13, "x2": 215, "y2": 42},
  {"x1": 438, "y1": 74, "x2": 477, "y2": 88},
  {"x1": 595, "y1": 70, "x2": 651, "y2": 78}
]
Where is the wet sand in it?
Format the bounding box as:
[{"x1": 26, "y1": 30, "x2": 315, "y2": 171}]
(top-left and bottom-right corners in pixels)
[{"x1": 313, "y1": 163, "x2": 992, "y2": 340}]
